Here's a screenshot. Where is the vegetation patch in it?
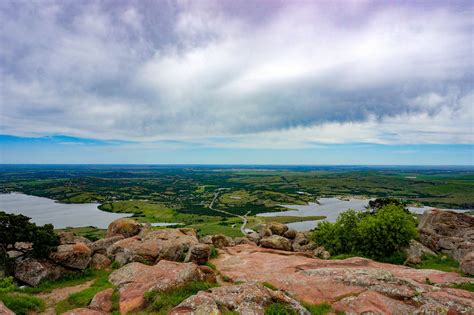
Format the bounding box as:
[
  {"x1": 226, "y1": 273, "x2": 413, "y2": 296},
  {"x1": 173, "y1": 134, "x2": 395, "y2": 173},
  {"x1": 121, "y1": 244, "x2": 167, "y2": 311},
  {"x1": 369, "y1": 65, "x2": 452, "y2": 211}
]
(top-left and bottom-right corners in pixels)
[
  {"x1": 415, "y1": 254, "x2": 460, "y2": 273},
  {"x1": 312, "y1": 204, "x2": 417, "y2": 260},
  {"x1": 54, "y1": 270, "x2": 113, "y2": 314},
  {"x1": 0, "y1": 276, "x2": 44, "y2": 315},
  {"x1": 144, "y1": 281, "x2": 217, "y2": 314},
  {"x1": 302, "y1": 302, "x2": 333, "y2": 315}
]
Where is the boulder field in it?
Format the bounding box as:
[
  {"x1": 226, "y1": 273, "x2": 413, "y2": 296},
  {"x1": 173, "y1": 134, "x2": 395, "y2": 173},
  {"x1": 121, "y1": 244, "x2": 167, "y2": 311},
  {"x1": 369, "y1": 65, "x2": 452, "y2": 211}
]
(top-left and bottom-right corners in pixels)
[
  {"x1": 213, "y1": 244, "x2": 473, "y2": 314},
  {"x1": 3, "y1": 209, "x2": 474, "y2": 314}
]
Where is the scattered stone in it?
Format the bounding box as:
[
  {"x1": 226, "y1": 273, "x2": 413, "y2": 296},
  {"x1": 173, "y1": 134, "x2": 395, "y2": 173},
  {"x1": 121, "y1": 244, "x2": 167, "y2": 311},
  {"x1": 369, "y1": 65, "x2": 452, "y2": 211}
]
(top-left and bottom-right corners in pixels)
[
  {"x1": 109, "y1": 260, "x2": 215, "y2": 314},
  {"x1": 90, "y1": 253, "x2": 111, "y2": 270},
  {"x1": 169, "y1": 283, "x2": 310, "y2": 315},
  {"x1": 404, "y1": 239, "x2": 436, "y2": 265},
  {"x1": 460, "y1": 252, "x2": 474, "y2": 276},
  {"x1": 90, "y1": 235, "x2": 124, "y2": 255},
  {"x1": 246, "y1": 232, "x2": 261, "y2": 244},
  {"x1": 0, "y1": 301, "x2": 15, "y2": 315},
  {"x1": 234, "y1": 237, "x2": 255, "y2": 245},
  {"x1": 14, "y1": 242, "x2": 32, "y2": 251},
  {"x1": 313, "y1": 246, "x2": 331, "y2": 259},
  {"x1": 292, "y1": 232, "x2": 317, "y2": 252},
  {"x1": 284, "y1": 229, "x2": 297, "y2": 240},
  {"x1": 49, "y1": 243, "x2": 92, "y2": 270},
  {"x1": 58, "y1": 232, "x2": 92, "y2": 245},
  {"x1": 184, "y1": 243, "x2": 211, "y2": 264},
  {"x1": 418, "y1": 209, "x2": 474, "y2": 261},
  {"x1": 106, "y1": 218, "x2": 142, "y2": 238},
  {"x1": 260, "y1": 235, "x2": 292, "y2": 251},
  {"x1": 7, "y1": 250, "x2": 23, "y2": 259},
  {"x1": 200, "y1": 234, "x2": 234, "y2": 248},
  {"x1": 266, "y1": 222, "x2": 289, "y2": 236},
  {"x1": 259, "y1": 227, "x2": 272, "y2": 238},
  {"x1": 107, "y1": 229, "x2": 199, "y2": 266},
  {"x1": 89, "y1": 288, "x2": 114, "y2": 312},
  {"x1": 14, "y1": 258, "x2": 67, "y2": 286},
  {"x1": 213, "y1": 244, "x2": 474, "y2": 314}
]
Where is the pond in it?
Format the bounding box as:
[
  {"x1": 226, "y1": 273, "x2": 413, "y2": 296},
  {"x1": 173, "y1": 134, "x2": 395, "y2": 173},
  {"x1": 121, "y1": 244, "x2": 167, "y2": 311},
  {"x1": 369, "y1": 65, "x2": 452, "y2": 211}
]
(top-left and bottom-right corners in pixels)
[
  {"x1": 258, "y1": 197, "x2": 467, "y2": 231},
  {"x1": 0, "y1": 193, "x2": 176, "y2": 229}
]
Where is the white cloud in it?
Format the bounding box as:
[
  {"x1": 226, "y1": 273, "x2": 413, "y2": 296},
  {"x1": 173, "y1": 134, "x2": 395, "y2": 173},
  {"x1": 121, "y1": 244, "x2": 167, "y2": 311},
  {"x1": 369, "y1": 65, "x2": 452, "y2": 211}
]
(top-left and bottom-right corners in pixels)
[{"x1": 0, "y1": 1, "x2": 472, "y2": 146}]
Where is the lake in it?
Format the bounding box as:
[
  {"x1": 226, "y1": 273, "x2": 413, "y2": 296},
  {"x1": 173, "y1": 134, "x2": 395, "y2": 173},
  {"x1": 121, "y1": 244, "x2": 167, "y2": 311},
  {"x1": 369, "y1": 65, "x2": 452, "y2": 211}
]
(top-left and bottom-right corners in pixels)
[
  {"x1": 0, "y1": 193, "x2": 175, "y2": 229},
  {"x1": 258, "y1": 197, "x2": 467, "y2": 231}
]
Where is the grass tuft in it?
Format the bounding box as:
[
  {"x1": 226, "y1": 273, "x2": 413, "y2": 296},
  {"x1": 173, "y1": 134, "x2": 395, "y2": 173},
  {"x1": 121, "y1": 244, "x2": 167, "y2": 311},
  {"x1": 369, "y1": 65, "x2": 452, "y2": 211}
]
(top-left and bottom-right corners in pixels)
[{"x1": 146, "y1": 281, "x2": 217, "y2": 314}]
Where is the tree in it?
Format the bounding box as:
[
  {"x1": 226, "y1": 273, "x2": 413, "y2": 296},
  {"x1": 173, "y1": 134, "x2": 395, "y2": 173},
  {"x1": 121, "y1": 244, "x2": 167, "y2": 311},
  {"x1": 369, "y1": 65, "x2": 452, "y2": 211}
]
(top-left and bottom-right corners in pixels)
[
  {"x1": 312, "y1": 205, "x2": 417, "y2": 260},
  {"x1": 367, "y1": 197, "x2": 408, "y2": 213},
  {"x1": 0, "y1": 211, "x2": 59, "y2": 260}
]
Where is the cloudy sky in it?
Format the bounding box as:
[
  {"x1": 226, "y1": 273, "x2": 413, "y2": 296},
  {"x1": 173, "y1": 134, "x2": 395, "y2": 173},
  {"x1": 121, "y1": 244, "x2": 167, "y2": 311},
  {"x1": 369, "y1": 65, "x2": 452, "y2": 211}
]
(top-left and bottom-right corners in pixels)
[{"x1": 0, "y1": 0, "x2": 473, "y2": 164}]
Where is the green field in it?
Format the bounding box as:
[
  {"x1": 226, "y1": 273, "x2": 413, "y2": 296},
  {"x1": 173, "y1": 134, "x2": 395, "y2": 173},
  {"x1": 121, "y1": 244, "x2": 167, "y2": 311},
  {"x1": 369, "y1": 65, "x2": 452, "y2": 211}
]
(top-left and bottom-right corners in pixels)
[{"x1": 1, "y1": 165, "x2": 473, "y2": 237}]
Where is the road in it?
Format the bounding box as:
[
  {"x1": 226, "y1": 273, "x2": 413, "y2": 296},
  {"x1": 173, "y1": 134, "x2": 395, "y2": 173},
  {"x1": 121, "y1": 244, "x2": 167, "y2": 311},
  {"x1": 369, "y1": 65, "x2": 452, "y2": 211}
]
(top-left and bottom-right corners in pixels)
[{"x1": 209, "y1": 189, "x2": 249, "y2": 236}]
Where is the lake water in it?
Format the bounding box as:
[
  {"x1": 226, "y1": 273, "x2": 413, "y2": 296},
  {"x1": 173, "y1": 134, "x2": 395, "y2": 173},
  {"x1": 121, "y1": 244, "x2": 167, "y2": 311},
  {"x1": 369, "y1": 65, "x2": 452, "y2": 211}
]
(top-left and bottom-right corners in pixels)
[
  {"x1": 258, "y1": 197, "x2": 467, "y2": 231},
  {"x1": 0, "y1": 193, "x2": 176, "y2": 229}
]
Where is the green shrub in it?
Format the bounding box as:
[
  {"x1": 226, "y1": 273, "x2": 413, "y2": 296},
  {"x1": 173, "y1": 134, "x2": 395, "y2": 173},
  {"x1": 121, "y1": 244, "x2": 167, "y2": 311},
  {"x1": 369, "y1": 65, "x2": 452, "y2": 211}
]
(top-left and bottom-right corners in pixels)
[
  {"x1": 210, "y1": 246, "x2": 219, "y2": 259},
  {"x1": 0, "y1": 277, "x2": 15, "y2": 293},
  {"x1": 0, "y1": 293, "x2": 44, "y2": 315},
  {"x1": 303, "y1": 302, "x2": 332, "y2": 315},
  {"x1": 312, "y1": 205, "x2": 417, "y2": 260},
  {"x1": 265, "y1": 303, "x2": 297, "y2": 315}
]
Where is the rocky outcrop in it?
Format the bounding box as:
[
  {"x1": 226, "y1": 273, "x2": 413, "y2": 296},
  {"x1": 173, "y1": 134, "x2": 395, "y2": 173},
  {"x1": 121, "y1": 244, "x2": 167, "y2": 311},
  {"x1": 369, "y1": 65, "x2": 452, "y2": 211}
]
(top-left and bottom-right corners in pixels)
[
  {"x1": 418, "y1": 209, "x2": 474, "y2": 261},
  {"x1": 107, "y1": 228, "x2": 199, "y2": 266},
  {"x1": 169, "y1": 283, "x2": 310, "y2": 315},
  {"x1": 90, "y1": 235, "x2": 124, "y2": 255},
  {"x1": 266, "y1": 222, "x2": 289, "y2": 236},
  {"x1": 14, "y1": 258, "x2": 67, "y2": 286},
  {"x1": 89, "y1": 288, "x2": 114, "y2": 312},
  {"x1": 184, "y1": 243, "x2": 211, "y2": 265},
  {"x1": 90, "y1": 253, "x2": 111, "y2": 270},
  {"x1": 260, "y1": 235, "x2": 292, "y2": 251},
  {"x1": 106, "y1": 218, "x2": 143, "y2": 238},
  {"x1": 461, "y1": 252, "x2": 474, "y2": 276},
  {"x1": 109, "y1": 260, "x2": 215, "y2": 314},
  {"x1": 404, "y1": 239, "x2": 436, "y2": 265},
  {"x1": 313, "y1": 246, "x2": 330, "y2": 259},
  {"x1": 0, "y1": 301, "x2": 15, "y2": 315},
  {"x1": 212, "y1": 244, "x2": 474, "y2": 314},
  {"x1": 49, "y1": 243, "x2": 92, "y2": 270},
  {"x1": 234, "y1": 237, "x2": 255, "y2": 245},
  {"x1": 58, "y1": 232, "x2": 92, "y2": 245},
  {"x1": 200, "y1": 234, "x2": 234, "y2": 248}
]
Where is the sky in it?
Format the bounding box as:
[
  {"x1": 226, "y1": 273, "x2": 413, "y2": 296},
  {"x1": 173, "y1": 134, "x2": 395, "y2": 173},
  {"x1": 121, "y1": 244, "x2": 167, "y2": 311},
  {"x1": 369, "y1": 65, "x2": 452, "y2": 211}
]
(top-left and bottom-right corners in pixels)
[{"x1": 0, "y1": 0, "x2": 473, "y2": 165}]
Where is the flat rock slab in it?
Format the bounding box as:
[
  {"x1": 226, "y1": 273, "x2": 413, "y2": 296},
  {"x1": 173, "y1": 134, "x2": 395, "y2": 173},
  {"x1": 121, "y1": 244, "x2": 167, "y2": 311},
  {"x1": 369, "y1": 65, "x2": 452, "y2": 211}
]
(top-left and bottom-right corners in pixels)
[
  {"x1": 213, "y1": 244, "x2": 474, "y2": 314},
  {"x1": 109, "y1": 260, "x2": 214, "y2": 314}
]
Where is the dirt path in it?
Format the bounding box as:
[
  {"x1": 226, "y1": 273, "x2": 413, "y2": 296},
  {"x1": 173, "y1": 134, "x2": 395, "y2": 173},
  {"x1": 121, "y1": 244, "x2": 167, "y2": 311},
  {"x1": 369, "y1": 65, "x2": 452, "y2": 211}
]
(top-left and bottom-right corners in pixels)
[{"x1": 36, "y1": 280, "x2": 94, "y2": 315}]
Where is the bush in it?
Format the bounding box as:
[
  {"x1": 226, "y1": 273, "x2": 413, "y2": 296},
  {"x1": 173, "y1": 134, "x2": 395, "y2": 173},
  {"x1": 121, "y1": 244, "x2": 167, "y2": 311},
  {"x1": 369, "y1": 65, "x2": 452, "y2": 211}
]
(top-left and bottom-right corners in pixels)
[
  {"x1": 312, "y1": 205, "x2": 417, "y2": 260},
  {"x1": 0, "y1": 276, "x2": 15, "y2": 293}
]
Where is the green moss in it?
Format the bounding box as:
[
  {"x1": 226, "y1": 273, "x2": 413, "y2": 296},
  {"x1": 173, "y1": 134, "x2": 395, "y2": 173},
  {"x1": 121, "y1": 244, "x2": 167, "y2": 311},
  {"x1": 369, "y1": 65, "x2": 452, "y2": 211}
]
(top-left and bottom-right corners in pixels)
[
  {"x1": 209, "y1": 246, "x2": 219, "y2": 259},
  {"x1": 262, "y1": 282, "x2": 278, "y2": 291}
]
